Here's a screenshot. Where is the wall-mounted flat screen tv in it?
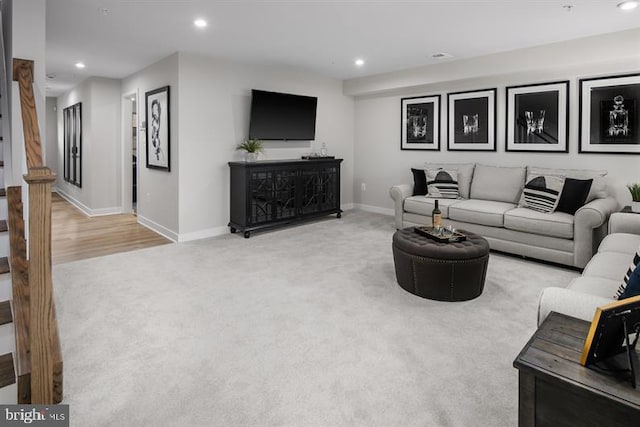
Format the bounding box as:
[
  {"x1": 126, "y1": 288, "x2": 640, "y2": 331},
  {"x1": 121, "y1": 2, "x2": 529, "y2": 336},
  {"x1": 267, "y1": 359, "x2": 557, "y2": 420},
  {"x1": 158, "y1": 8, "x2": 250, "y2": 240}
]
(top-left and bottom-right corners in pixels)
[{"x1": 248, "y1": 89, "x2": 317, "y2": 141}]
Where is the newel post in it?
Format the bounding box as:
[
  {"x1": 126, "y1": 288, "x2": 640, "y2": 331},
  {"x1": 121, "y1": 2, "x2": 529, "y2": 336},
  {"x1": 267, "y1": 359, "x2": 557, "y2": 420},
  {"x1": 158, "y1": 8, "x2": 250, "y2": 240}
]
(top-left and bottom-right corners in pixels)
[{"x1": 23, "y1": 167, "x2": 56, "y2": 404}]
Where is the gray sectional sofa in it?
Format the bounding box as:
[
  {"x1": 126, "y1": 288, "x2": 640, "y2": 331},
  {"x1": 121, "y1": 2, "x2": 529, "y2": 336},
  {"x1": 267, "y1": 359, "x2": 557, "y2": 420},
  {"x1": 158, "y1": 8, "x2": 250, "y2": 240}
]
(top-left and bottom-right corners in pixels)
[
  {"x1": 537, "y1": 212, "x2": 640, "y2": 325},
  {"x1": 390, "y1": 163, "x2": 620, "y2": 268}
]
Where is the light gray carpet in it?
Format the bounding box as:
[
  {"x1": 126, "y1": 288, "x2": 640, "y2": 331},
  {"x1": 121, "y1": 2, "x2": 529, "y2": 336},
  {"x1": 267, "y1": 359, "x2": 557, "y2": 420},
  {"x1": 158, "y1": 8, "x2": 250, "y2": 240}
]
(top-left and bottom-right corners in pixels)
[{"x1": 53, "y1": 211, "x2": 578, "y2": 427}]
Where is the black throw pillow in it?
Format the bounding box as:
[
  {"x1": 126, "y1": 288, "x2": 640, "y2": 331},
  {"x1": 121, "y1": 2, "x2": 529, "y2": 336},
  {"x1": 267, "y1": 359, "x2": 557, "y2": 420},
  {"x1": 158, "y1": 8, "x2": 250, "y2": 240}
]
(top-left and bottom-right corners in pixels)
[
  {"x1": 555, "y1": 178, "x2": 593, "y2": 215},
  {"x1": 411, "y1": 168, "x2": 427, "y2": 196}
]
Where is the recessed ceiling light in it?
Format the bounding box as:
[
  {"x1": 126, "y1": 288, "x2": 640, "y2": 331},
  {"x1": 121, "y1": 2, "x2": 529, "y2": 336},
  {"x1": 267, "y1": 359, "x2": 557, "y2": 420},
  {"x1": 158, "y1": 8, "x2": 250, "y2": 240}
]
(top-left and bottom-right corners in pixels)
[
  {"x1": 131, "y1": 97, "x2": 135, "y2": 101},
  {"x1": 617, "y1": 1, "x2": 638, "y2": 10},
  {"x1": 75, "y1": 62, "x2": 85, "y2": 69},
  {"x1": 355, "y1": 58, "x2": 365, "y2": 67},
  {"x1": 562, "y1": 4, "x2": 574, "y2": 12},
  {"x1": 46, "y1": 73, "x2": 56, "y2": 80},
  {"x1": 194, "y1": 18, "x2": 208, "y2": 28}
]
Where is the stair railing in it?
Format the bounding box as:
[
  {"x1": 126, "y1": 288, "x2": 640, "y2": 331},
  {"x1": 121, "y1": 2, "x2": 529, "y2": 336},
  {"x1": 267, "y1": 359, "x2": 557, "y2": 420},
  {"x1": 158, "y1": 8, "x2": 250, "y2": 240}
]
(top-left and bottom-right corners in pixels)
[{"x1": 10, "y1": 58, "x2": 61, "y2": 404}]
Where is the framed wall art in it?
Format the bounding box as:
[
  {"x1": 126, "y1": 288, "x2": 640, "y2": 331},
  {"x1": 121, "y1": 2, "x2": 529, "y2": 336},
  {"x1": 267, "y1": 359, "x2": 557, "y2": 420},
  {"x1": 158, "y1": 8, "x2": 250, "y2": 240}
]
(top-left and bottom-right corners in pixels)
[
  {"x1": 145, "y1": 85, "x2": 171, "y2": 171},
  {"x1": 447, "y1": 88, "x2": 496, "y2": 151},
  {"x1": 400, "y1": 95, "x2": 440, "y2": 151},
  {"x1": 505, "y1": 81, "x2": 569, "y2": 153},
  {"x1": 63, "y1": 102, "x2": 82, "y2": 187},
  {"x1": 579, "y1": 73, "x2": 640, "y2": 154}
]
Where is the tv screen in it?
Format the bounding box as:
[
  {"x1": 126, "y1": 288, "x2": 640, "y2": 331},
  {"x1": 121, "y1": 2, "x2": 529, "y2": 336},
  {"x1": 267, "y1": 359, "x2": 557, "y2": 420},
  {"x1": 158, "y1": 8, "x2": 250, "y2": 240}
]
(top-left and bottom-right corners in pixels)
[{"x1": 248, "y1": 90, "x2": 317, "y2": 140}]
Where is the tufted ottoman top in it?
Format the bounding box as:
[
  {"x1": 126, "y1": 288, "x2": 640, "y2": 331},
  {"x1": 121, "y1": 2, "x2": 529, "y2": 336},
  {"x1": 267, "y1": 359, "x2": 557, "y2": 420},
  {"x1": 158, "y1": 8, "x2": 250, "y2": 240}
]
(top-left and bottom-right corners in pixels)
[{"x1": 393, "y1": 227, "x2": 489, "y2": 260}]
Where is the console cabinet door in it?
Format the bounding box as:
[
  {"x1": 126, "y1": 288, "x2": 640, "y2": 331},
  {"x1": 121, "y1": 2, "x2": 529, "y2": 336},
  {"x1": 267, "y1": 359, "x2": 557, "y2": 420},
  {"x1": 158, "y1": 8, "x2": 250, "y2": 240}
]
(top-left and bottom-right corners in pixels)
[
  {"x1": 299, "y1": 164, "x2": 340, "y2": 216},
  {"x1": 248, "y1": 167, "x2": 297, "y2": 225}
]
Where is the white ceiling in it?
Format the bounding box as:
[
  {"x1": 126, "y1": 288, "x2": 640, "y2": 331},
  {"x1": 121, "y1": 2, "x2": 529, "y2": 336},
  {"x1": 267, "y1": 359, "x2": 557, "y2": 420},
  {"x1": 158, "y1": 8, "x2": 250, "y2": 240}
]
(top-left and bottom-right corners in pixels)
[{"x1": 46, "y1": 0, "x2": 640, "y2": 95}]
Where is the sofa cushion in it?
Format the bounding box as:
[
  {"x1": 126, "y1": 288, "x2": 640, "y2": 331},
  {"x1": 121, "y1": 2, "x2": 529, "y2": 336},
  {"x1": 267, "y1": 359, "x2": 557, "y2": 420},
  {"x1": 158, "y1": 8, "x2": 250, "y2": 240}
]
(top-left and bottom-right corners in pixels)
[
  {"x1": 470, "y1": 164, "x2": 526, "y2": 204},
  {"x1": 404, "y1": 196, "x2": 462, "y2": 218},
  {"x1": 519, "y1": 174, "x2": 565, "y2": 213},
  {"x1": 582, "y1": 251, "x2": 634, "y2": 282},
  {"x1": 411, "y1": 168, "x2": 427, "y2": 196},
  {"x1": 598, "y1": 233, "x2": 640, "y2": 255},
  {"x1": 555, "y1": 178, "x2": 593, "y2": 215},
  {"x1": 567, "y1": 276, "x2": 620, "y2": 300},
  {"x1": 527, "y1": 166, "x2": 607, "y2": 202},
  {"x1": 424, "y1": 163, "x2": 475, "y2": 199},
  {"x1": 426, "y1": 168, "x2": 459, "y2": 199},
  {"x1": 504, "y1": 207, "x2": 574, "y2": 239},
  {"x1": 448, "y1": 199, "x2": 516, "y2": 227}
]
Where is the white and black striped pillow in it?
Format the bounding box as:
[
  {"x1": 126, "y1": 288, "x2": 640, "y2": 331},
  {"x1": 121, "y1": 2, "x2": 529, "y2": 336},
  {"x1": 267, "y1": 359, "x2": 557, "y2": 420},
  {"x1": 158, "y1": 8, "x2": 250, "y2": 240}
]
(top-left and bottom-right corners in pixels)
[
  {"x1": 615, "y1": 247, "x2": 640, "y2": 299},
  {"x1": 520, "y1": 175, "x2": 565, "y2": 213},
  {"x1": 426, "y1": 169, "x2": 459, "y2": 199}
]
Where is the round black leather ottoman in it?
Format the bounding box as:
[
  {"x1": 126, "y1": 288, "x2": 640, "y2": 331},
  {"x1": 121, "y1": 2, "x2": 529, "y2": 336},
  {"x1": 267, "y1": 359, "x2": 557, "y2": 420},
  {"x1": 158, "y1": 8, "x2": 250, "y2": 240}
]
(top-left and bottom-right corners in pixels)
[{"x1": 392, "y1": 227, "x2": 490, "y2": 301}]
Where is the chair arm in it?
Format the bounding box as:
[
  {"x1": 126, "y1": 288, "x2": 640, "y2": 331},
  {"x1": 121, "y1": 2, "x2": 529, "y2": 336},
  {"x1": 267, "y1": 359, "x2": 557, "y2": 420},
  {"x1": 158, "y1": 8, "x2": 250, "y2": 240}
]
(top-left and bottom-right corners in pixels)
[
  {"x1": 573, "y1": 197, "x2": 620, "y2": 268},
  {"x1": 609, "y1": 212, "x2": 640, "y2": 235},
  {"x1": 389, "y1": 184, "x2": 413, "y2": 230},
  {"x1": 537, "y1": 287, "x2": 613, "y2": 326}
]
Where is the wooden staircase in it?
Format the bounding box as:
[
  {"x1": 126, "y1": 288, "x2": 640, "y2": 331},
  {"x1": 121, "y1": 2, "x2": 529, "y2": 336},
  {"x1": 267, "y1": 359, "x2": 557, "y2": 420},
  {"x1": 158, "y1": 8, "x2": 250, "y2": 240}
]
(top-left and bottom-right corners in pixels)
[{"x1": 0, "y1": 58, "x2": 63, "y2": 404}]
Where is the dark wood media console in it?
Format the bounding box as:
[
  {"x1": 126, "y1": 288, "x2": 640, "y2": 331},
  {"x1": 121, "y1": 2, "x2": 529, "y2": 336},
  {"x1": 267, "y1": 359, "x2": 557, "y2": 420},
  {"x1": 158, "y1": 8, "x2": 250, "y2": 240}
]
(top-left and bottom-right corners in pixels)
[{"x1": 228, "y1": 158, "x2": 343, "y2": 238}]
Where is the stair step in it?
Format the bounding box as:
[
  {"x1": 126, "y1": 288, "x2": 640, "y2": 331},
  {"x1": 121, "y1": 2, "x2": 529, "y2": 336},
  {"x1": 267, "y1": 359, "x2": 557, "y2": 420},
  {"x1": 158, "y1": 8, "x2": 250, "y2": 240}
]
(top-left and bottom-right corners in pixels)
[
  {"x1": 0, "y1": 188, "x2": 5, "y2": 197},
  {"x1": 0, "y1": 220, "x2": 6, "y2": 232},
  {"x1": 0, "y1": 300, "x2": 11, "y2": 326},
  {"x1": 0, "y1": 256, "x2": 8, "y2": 274},
  {"x1": 0, "y1": 353, "x2": 15, "y2": 388}
]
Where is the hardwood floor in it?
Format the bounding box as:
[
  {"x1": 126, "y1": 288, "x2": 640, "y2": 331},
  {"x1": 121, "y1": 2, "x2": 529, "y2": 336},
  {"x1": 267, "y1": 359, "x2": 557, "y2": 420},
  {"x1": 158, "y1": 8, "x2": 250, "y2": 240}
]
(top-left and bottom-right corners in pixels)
[{"x1": 52, "y1": 193, "x2": 171, "y2": 264}]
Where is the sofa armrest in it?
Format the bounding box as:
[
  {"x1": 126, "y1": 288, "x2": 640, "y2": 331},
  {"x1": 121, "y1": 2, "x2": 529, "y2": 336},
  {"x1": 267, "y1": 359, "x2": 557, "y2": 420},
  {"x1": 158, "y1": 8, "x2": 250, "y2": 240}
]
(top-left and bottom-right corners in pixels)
[
  {"x1": 609, "y1": 212, "x2": 640, "y2": 235},
  {"x1": 537, "y1": 287, "x2": 613, "y2": 326},
  {"x1": 573, "y1": 197, "x2": 620, "y2": 268},
  {"x1": 389, "y1": 184, "x2": 413, "y2": 229}
]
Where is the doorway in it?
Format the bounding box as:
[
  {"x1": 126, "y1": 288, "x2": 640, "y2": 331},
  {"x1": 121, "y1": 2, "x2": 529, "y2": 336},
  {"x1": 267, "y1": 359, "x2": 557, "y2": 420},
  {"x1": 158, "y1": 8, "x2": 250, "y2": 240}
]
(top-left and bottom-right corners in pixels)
[{"x1": 123, "y1": 93, "x2": 138, "y2": 214}]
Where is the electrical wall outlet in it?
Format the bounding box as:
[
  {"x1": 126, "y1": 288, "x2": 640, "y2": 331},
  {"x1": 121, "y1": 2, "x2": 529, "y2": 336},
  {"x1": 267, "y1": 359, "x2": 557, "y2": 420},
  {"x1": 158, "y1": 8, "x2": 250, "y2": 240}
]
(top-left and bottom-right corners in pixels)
[{"x1": 361, "y1": 183, "x2": 366, "y2": 191}]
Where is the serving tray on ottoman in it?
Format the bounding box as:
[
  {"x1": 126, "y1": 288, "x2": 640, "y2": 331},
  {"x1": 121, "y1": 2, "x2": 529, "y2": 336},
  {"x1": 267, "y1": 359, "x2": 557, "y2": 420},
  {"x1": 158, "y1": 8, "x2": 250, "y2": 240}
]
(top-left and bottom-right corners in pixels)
[{"x1": 414, "y1": 226, "x2": 467, "y2": 243}]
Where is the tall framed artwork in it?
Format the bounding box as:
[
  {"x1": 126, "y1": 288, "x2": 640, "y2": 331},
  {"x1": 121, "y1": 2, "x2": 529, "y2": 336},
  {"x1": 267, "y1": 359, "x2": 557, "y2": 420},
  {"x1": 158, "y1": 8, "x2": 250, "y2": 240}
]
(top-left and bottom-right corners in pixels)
[
  {"x1": 579, "y1": 73, "x2": 640, "y2": 154},
  {"x1": 505, "y1": 81, "x2": 569, "y2": 153},
  {"x1": 400, "y1": 95, "x2": 440, "y2": 151},
  {"x1": 145, "y1": 85, "x2": 171, "y2": 171},
  {"x1": 447, "y1": 88, "x2": 496, "y2": 151},
  {"x1": 63, "y1": 102, "x2": 82, "y2": 187}
]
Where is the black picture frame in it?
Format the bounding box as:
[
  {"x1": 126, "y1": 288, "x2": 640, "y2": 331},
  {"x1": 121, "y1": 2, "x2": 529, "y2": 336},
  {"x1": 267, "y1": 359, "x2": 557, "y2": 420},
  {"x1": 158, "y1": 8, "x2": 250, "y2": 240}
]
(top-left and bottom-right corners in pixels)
[
  {"x1": 505, "y1": 81, "x2": 569, "y2": 153},
  {"x1": 579, "y1": 73, "x2": 640, "y2": 154},
  {"x1": 63, "y1": 102, "x2": 82, "y2": 187},
  {"x1": 400, "y1": 95, "x2": 440, "y2": 151},
  {"x1": 145, "y1": 85, "x2": 171, "y2": 171},
  {"x1": 447, "y1": 88, "x2": 496, "y2": 151}
]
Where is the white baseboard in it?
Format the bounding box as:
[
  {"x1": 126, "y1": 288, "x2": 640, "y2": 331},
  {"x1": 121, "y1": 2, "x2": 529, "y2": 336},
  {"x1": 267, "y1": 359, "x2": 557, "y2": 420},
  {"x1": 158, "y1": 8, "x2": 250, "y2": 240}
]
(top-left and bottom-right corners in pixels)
[
  {"x1": 341, "y1": 203, "x2": 355, "y2": 211},
  {"x1": 353, "y1": 203, "x2": 394, "y2": 216},
  {"x1": 137, "y1": 215, "x2": 179, "y2": 242},
  {"x1": 55, "y1": 189, "x2": 122, "y2": 217},
  {"x1": 178, "y1": 226, "x2": 229, "y2": 242}
]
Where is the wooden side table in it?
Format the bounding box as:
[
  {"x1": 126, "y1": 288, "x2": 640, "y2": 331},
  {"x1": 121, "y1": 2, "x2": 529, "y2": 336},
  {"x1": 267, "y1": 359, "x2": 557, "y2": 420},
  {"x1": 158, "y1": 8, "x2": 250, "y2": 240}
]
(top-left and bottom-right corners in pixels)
[{"x1": 513, "y1": 312, "x2": 640, "y2": 427}]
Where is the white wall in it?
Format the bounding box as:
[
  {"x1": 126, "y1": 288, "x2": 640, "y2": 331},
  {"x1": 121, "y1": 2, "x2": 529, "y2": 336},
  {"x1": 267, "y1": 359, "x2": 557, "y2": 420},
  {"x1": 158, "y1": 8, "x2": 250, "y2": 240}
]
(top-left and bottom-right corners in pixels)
[
  {"x1": 121, "y1": 53, "x2": 179, "y2": 239},
  {"x1": 347, "y1": 28, "x2": 640, "y2": 212},
  {"x1": 177, "y1": 53, "x2": 355, "y2": 239},
  {"x1": 3, "y1": 0, "x2": 46, "y2": 186},
  {"x1": 44, "y1": 97, "x2": 57, "y2": 174},
  {"x1": 56, "y1": 77, "x2": 122, "y2": 215}
]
